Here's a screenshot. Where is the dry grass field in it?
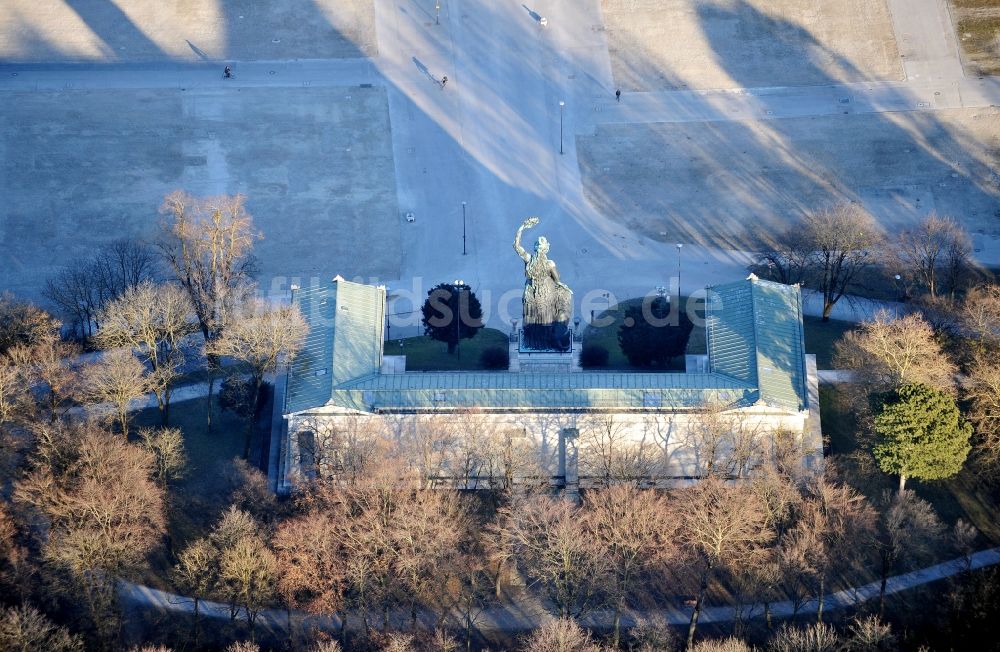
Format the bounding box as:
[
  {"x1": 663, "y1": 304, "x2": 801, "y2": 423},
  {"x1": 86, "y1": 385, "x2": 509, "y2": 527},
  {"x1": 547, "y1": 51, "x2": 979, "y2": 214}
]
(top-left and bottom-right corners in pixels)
[{"x1": 951, "y1": 0, "x2": 1000, "y2": 75}]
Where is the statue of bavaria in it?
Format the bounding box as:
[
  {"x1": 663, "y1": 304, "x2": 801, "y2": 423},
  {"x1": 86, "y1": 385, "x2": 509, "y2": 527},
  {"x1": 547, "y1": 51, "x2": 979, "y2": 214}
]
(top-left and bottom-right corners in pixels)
[{"x1": 513, "y1": 217, "x2": 573, "y2": 351}]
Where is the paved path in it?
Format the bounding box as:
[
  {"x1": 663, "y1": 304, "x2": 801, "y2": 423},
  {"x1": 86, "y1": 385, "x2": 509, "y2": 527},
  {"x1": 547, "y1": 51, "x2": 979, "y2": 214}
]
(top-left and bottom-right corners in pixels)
[{"x1": 119, "y1": 546, "x2": 1000, "y2": 634}]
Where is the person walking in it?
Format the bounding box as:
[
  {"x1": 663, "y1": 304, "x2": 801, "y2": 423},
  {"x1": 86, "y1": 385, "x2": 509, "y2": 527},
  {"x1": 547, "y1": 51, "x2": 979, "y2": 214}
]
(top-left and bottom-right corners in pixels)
[
  {"x1": 441, "y1": 75, "x2": 448, "y2": 88},
  {"x1": 615, "y1": 88, "x2": 621, "y2": 102},
  {"x1": 224, "y1": 65, "x2": 232, "y2": 79}
]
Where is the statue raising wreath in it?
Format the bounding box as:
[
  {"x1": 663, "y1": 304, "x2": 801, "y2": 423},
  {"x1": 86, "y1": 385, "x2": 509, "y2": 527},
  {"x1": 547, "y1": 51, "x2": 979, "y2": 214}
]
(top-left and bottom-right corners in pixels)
[{"x1": 513, "y1": 217, "x2": 573, "y2": 351}]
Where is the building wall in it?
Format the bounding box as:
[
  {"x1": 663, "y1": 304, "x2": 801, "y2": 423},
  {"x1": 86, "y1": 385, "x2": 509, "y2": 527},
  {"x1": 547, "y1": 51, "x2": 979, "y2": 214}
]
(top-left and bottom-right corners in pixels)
[{"x1": 282, "y1": 402, "x2": 812, "y2": 493}]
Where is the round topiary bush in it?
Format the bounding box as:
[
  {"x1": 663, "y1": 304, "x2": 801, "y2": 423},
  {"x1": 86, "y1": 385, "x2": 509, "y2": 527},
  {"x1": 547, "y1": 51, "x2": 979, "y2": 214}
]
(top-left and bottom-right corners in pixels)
[
  {"x1": 617, "y1": 296, "x2": 693, "y2": 367},
  {"x1": 480, "y1": 346, "x2": 509, "y2": 370},
  {"x1": 580, "y1": 344, "x2": 609, "y2": 368}
]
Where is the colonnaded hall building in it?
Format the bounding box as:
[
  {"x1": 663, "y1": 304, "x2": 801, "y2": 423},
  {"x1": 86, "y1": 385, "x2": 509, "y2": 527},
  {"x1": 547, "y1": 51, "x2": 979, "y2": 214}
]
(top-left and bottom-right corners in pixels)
[{"x1": 278, "y1": 272, "x2": 822, "y2": 495}]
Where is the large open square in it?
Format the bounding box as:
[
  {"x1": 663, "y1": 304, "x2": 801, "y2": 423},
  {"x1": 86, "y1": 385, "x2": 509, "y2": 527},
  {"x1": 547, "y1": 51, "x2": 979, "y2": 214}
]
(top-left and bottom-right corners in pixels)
[
  {"x1": 601, "y1": 0, "x2": 903, "y2": 90},
  {"x1": 578, "y1": 107, "x2": 1000, "y2": 250},
  {"x1": 0, "y1": 85, "x2": 401, "y2": 299}
]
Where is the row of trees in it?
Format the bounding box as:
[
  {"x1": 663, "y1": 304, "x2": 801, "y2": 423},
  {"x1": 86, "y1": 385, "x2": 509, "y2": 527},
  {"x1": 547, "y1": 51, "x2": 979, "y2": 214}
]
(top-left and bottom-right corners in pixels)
[
  {"x1": 12, "y1": 191, "x2": 309, "y2": 448},
  {"x1": 162, "y1": 453, "x2": 968, "y2": 651},
  {"x1": 0, "y1": 191, "x2": 310, "y2": 648},
  {"x1": 758, "y1": 204, "x2": 975, "y2": 319},
  {"x1": 830, "y1": 280, "x2": 1000, "y2": 487}
]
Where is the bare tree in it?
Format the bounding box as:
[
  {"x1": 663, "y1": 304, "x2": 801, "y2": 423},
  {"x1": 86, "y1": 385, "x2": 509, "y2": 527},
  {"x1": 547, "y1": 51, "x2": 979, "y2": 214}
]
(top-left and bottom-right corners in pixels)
[
  {"x1": 390, "y1": 490, "x2": 468, "y2": 629},
  {"x1": 585, "y1": 485, "x2": 674, "y2": 648},
  {"x1": 220, "y1": 534, "x2": 278, "y2": 633},
  {"x1": 158, "y1": 192, "x2": 259, "y2": 341},
  {"x1": 794, "y1": 479, "x2": 877, "y2": 621},
  {"x1": 894, "y1": 214, "x2": 972, "y2": 299},
  {"x1": 452, "y1": 417, "x2": 543, "y2": 499},
  {"x1": 331, "y1": 463, "x2": 420, "y2": 633},
  {"x1": 767, "y1": 622, "x2": 840, "y2": 652},
  {"x1": 173, "y1": 537, "x2": 219, "y2": 643},
  {"x1": 748, "y1": 469, "x2": 803, "y2": 627},
  {"x1": 391, "y1": 416, "x2": 457, "y2": 489},
  {"x1": 92, "y1": 239, "x2": 159, "y2": 300},
  {"x1": 683, "y1": 405, "x2": 766, "y2": 478},
  {"x1": 208, "y1": 299, "x2": 307, "y2": 457},
  {"x1": 45, "y1": 240, "x2": 156, "y2": 340},
  {"x1": 964, "y1": 347, "x2": 1000, "y2": 477},
  {"x1": 293, "y1": 416, "x2": 387, "y2": 487},
  {"x1": 952, "y1": 519, "x2": 978, "y2": 573},
  {"x1": 844, "y1": 615, "x2": 896, "y2": 651},
  {"x1": 579, "y1": 415, "x2": 661, "y2": 486},
  {"x1": 82, "y1": 349, "x2": 152, "y2": 437},
  {"x1": 45, "y1": 260, "x2": 104, "y2": 340},
  {"x1": 833, "y1": 310, "x2": 957, "y2": 394},
  {"x1": 755, "y1": 229, "x2": 810, "y2": 286},
  {"x1": 519, "y1": 618, "x2": 599, "y2": 652},
  {"x1": 15, "y1": 422, "x2": 165, "y2": 642},
  {"x1": 873, "y1": 490, "x2": 944, "y2": 617},
  {"x1": 445, "y1": 547, "x2": 498, "y2": 652},
  {"x1": 209, "y1": 299, "x2": 307, "y2": 395},
  {"x1": 628, "y1": 614, "x2": 679, "y2": 652},
  {"x1": 502, "y1": 496, "x2": 608, "y2": 619},
  {"x1": 159, "y1": 192, "x2": 260, "y2": 428},
  {"x1": 273, "y1": 510, "x2": 348, "y2": 642},
  {"x1": 0, "y1": 294, "x2": 60, "y2": 354},
  {"x1": 0, "y1": 604, "x2": 84, "y2": 652},
  {"x1": 138, "y1": 427, "x2": 187, "y2": 488},
  {"x1": 0, "y1": 358, "x2": 33, "y2": 428},
  {"x1": 961, "y1": 283, "x2": 1000, "y2": 347},
  {"x1": 673, "y1": 477, "x2": 773, "y2": 649},
  {"x1": 769, "y1": 203, "x2": 884, "y2": 321},
  {"x1": 8, "y1": 337, "x2": 82, "y2": 422},
  {"x1": 777, "y1": 525, "x2": 820, "y2": 618},
  {"x1": 691, "y1": 638, "x2": 754, "y2": 652},
  {"x1": 95, "y1": 281, "x2": 195, "y2": 424}
]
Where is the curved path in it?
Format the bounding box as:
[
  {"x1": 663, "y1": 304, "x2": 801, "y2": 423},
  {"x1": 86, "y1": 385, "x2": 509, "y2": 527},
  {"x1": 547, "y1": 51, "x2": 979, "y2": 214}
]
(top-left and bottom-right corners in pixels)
[{"x1": 119, "y1": 546, "x2": 1000, "y2": 634}]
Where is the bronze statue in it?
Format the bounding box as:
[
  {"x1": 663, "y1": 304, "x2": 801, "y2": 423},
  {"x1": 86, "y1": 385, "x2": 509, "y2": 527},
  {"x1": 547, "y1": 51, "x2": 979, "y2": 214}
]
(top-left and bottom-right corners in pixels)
[{"x1": 514, "y1": 217, "x2": 573, "y2": 350}]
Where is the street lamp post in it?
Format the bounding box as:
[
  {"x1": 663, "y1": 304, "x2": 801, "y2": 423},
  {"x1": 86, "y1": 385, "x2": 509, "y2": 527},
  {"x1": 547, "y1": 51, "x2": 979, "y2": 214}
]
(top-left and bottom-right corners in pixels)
[
  {"x1": 559, "y1": 101, "x2": 565, "y2": 155},
  {"x1": 454, "y1": 280, "x2": 465, "y2": 360},
  {"x1": 462, "y1": 201, "x2": 467, "y2": 255},
  {"x1": 435, "y1": 0, "x2": 440, "y2": 24},
  {"x1": 676, "y1": 243, "x2": 683, "y2": 297}
]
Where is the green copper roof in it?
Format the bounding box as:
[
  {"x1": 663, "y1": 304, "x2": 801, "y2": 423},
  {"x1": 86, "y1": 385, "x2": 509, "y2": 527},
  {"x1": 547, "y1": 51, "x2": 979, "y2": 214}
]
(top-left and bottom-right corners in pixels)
[
  {"x1": 285, "y1": 279, "x2": 384, "y2": 414},
  {"x1": 286, "y1": 276, "x2": 808, "y2": 415},
  {"x1": 330, "y1": 371, "x2": 753, "y2": 413},
  {"x1": 706, "y1": 276, "x2": 808, "y2": 411}
]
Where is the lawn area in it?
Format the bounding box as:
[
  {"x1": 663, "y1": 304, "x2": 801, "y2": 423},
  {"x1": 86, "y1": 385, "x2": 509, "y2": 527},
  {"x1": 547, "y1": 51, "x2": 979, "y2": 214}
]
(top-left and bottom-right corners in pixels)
[
  {"x1": 951, "y1": 0, "x2": 1000, "y2": 75},
  {"x1": 820, "y1": 385, "x2": 1000, "y2": 544},
  {"x1": 581, "y1": 297, "x2": 853, "y2": 371},
  {"x1": 386, "y1": 327, "x2": 509, "y2": 371},
  {"x1": 582, "y1": 296, "x2": 706, "y2": 371},
  {"x1": 132, "y1": 396, "x2": 246, "y2": 588},
  {"x1": 803, "y1": 316, "x2": 855, "y2": 368}
]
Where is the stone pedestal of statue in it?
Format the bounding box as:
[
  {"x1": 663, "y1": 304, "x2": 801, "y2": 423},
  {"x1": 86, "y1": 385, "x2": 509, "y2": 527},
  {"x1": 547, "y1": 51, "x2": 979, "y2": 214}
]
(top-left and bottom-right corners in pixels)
[{"x1": 508, "y1": 320, "x2": 582, "y2": 373}]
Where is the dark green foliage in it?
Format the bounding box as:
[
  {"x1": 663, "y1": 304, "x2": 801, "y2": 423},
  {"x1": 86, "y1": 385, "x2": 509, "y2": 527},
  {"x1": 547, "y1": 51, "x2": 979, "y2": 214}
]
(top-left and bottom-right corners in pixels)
[
  {"x1": 218, "y1": 375, "x2": 255, "y2": 420},
  {"x1": 579, "y1": 344, "x2": 609, "y2": 368},
  {"x1": 421, "y1": 283, "x2": 484, "y2": 354},
  {"x1": 874, "y1": 383, "x2": 972, "y2": 487},
  {"x1": 616, "y1": 296, "x2": 693, "y2": 367},
  {"x1": 480, "y1": 346, "x2": 509, "y2": 370}
]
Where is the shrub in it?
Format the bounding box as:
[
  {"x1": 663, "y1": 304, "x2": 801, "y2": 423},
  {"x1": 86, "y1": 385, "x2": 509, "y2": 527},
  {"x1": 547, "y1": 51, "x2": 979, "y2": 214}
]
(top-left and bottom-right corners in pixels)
[
  {"x1": 480, "y1": 346, "x2": 509, "y2": 370},
  {"x1": 580, "y1": 344, "x2": 609, "y2": 368},
  {"x1": 768, "y1": 623, "x2": 839, "y2": 652},
  {"x1": 617, "y1": 296, "x2": 693, "y2": 367}
]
